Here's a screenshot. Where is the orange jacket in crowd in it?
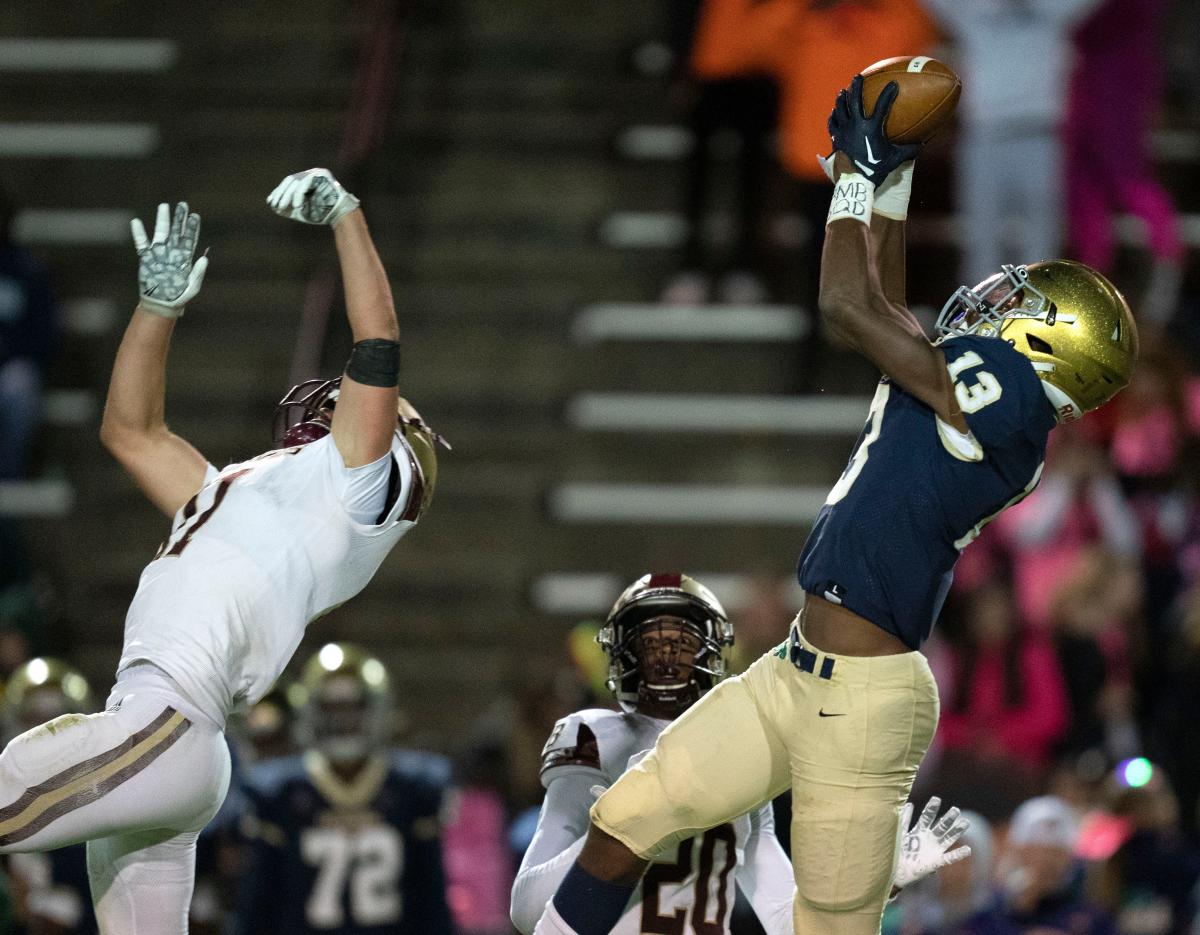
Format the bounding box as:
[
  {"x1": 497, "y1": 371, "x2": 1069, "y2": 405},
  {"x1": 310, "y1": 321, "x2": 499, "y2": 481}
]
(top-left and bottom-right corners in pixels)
[{"x1": 690, "y1": 0, "x2": 939, "y2": 182}]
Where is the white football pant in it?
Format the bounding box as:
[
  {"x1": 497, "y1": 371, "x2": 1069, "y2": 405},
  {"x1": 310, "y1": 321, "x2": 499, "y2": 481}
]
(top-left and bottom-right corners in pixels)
[{"x1": 0, "y1": 665, "x2": 230, "y2": 933}]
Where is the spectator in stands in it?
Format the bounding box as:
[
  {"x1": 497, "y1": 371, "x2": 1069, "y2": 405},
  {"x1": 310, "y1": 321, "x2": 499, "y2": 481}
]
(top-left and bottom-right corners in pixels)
[
  {"x1": 935, "y1": 581, "x2": 1071, "y2": 775},
  {"x1": 1067, "y1": 0, "x2": 1184, "y2": 328},
  {"x1": 1048, "y1": 548, "x2": 1141, "y2": 762},
  {"x1": 994, "y1": 427, "x2": 1140, "y2": 630},
  {"x1": 772, "y1": 0, "x2": 936, "y2": 336},
  {"x1": 0, "y1": 186, "x2": 58, "y2": 480},
  {"x1": 922, "y1": 0, "x2": 1103, "y2": 284},
  {"x1": 1097, "y1": 760, "x2": 1200, "y2": 935},
  {"x1": 997, "y1": 796, "x2": 1115, "y2": 935},
  {"x1": 1152, "y1": 585, "x2": 1200, "y2": 839},
  {"x1": 659, "y1": 0, "x2": 786, "y2": 305},
  {"x1": 1093, "y1": 345, "x2": 1199, "y2": 489}
]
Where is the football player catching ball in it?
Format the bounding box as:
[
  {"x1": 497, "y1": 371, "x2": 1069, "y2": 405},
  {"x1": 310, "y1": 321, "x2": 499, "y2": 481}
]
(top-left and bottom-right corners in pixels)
[
  {"x1": 0, "y1": 168, "x2": 442, "y2": 933},
  {"x1": 515, "y1": 574, "x2": 969, "y2": 935},
  {"x1": 534, "y1": 76, "x2": 1138, "y2": 935}
]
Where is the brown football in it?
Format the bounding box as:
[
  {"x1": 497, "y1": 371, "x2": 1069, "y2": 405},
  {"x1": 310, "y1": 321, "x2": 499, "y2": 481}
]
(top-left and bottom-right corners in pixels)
[{"x1": 860, "y1": 56, "x2": 962, "y2": 145}]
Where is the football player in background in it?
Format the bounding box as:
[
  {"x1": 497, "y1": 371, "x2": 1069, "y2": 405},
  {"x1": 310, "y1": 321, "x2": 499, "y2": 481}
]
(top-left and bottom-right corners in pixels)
[
  {"x1": 0, "y1": 167, "x2": 443, "y2": 934},
  {"x1": 515, "y1": 574, "x2": 970, "y2": 935},
  {"x1": 2, "y1": 660, "x2": 96, "y2": 935},
  {"x1": 534, "y1": 77, "x2": 1138, "y2": 935},
  {"x1": 234, "y1": 643, "x2": 453, "y2": 935}
]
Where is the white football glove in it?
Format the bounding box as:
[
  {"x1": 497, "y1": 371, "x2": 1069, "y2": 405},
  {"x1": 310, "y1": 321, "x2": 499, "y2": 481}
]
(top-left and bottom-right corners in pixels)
[
  {"x1": 266, "y1": 168, "x2": 360, "y2": 227},
  {"x1": 130, "y1": 201, "x2": 208, "y2": 317},
  {"x1": 893, "y1": 796, "x2": 971, "y2": 890}
]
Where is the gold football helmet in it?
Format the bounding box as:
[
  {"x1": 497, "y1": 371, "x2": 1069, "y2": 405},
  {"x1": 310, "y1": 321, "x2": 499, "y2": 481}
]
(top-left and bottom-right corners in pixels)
[
  {"x1": 936, "y1": 260, "x2": 1138, "y2": 421},
  {"x1": 2, "y1": 657, "x2": 93, "y2": 740},
  {"x1": 292, "y1": 642, "x2": 392, "y2": 762},
  {"x1": 398, "y1": 397, "x2": 440, "y2": 516}
]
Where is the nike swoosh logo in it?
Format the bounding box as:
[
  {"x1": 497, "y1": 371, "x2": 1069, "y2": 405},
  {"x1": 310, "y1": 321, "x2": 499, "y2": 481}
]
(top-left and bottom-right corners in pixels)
[
  {"x1": 864, "y1": 138, "x2": 881, "y2": 164},
  {"x1": 818, "y1": 710, "x2": 845, "y2": 717}
]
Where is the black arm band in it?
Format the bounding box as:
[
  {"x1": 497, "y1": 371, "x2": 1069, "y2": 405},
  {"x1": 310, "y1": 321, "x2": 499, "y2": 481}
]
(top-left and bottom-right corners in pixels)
[{"x1": 346, "y1": 339, "x2": 400, "y2": 387}]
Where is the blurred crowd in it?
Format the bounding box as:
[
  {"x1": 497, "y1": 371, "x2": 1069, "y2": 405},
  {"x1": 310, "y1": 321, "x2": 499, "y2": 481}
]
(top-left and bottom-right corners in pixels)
[{"x1": 0, "y1": 0, "x2": 1197, "y2": 932}]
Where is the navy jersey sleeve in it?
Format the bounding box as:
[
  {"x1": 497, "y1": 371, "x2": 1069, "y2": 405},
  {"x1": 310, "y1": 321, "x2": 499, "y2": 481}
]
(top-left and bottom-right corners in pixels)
[{"x1": 936, "y1": 335, "x2": 1055, "y2": 452}]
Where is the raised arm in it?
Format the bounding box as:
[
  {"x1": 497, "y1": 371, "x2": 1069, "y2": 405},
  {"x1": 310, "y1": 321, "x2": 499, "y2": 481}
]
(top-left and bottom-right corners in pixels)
[
  {"x1": 818, "y1": 78, "x2": 965, "y2": 430},
  {"x1": 267, "y1": 169, "x2": 400, "y2": 468},
  {"x1": 100, "y1": 202, "x2": 210, "y2": 517}
]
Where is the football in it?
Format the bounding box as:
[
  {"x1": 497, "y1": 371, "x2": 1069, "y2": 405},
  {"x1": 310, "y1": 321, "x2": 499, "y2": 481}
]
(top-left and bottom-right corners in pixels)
[{"x1": 860, "y1": 56, "x2": 962, "y2": 145}]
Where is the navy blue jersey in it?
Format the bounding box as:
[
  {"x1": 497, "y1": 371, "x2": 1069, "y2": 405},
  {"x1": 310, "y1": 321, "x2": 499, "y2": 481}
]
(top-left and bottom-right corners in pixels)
[
  {"x1": 799, "y1": 335, "x2": 1056, "y2": 648},
  {"x1": 234, "y1": 750, "x2": 454, "y2": 935}
]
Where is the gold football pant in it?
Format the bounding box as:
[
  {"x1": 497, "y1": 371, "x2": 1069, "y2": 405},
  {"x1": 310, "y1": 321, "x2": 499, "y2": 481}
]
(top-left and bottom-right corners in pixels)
[{"x1": 591, "y1": 621, "x2": 939, "y2": 935}]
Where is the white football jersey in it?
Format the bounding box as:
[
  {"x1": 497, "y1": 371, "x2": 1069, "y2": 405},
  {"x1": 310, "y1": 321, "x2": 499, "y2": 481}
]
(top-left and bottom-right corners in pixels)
[
  {"x1": 119, "y1": 434, "x2": 416, "y2": 724},
  {"x1": 539, "y1": 708, "x2": 760, "y2": 935}
]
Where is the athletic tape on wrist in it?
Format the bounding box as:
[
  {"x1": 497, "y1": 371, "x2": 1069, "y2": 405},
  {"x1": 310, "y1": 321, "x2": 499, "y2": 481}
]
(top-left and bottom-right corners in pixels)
[
  {"x1": 874, "y1": 161, "x2": 914, "y2": 221},
  {"x1": 827, "y1": 173, "x2": 874, "y2": 226},
  {"x1": 346, "y1": 338, "x2": 400, "y2": 387},
  {"x1": 138, "y1": 300, "x2": 184, "y2": 319}
]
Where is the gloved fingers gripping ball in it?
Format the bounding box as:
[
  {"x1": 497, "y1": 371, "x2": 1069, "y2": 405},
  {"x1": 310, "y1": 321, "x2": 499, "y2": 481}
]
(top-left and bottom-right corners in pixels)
[{"x1": 827, "y1": 75, "x2": 921, "y2": 187}]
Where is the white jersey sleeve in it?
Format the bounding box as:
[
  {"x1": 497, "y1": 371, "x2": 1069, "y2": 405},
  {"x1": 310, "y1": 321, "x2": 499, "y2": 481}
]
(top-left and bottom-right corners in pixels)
[
  {"x1": 736, "y1": 803, "x2": 795, "y2": 935},
  {"x1": 334, "y1": 449, "x2": 395, "y2": 526}
]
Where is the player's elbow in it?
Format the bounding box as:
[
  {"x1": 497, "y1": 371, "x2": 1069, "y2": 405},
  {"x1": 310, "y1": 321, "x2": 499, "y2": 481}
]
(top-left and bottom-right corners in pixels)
[
  {"x1": 508, "y1": 878, "x2": 539, "y2": 935},
  {"x1": 99, "y1": 417, "x2": 159, "y2": 469},
  {"x1": 817, "y1": 291, "x2": 860, "y2": 349},
  {"x1": 99, "y1": 416, "x2": 137, "y2": 459}
]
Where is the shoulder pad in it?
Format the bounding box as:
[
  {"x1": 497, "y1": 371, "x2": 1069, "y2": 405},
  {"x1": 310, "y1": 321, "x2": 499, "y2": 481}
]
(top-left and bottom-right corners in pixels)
[
  {"x1": 540, "y1": 708, "x2": 628, "y2": 783},
  {"x1": 241, "y1": 754, "x2": 306, "y2": 799},
  {"x1": 388, "y1": 748, "x2": 453, "y2": 789}
]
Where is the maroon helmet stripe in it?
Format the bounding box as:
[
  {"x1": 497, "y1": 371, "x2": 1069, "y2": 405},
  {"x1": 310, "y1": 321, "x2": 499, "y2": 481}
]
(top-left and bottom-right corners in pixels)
[{"x1": 647, "y1": 573, "x2": 683, "y2": 589}]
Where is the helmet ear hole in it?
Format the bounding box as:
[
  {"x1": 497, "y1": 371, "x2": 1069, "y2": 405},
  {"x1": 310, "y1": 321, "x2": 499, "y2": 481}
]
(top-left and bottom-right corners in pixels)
[{"x1": 1027, "y1": 334, "x2": 1053, "y2": 355}]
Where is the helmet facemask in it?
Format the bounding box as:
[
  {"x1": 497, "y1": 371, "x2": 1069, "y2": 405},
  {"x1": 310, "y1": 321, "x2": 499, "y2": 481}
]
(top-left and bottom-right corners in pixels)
[
  {"x1": 935, "y1": 264, "x2": 1057, "y2": 341},
  {"x1": 598, "y1": 580, "x2": 734, "y2": 717},
  {"x1": 306, "y1": 673, "x2": 385, "y2": 764},
  {"x1": 273, "y1": 378, "x2": 339, "y2": 448}
]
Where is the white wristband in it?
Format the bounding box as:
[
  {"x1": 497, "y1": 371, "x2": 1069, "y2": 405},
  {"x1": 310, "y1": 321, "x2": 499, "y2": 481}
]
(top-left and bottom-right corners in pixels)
[
  {"x1": 874, "y1": 161, "x2": 915, "y2": 221},
  {"x1": 827, "y1": 173, "x2": 874, "y2": 226}
]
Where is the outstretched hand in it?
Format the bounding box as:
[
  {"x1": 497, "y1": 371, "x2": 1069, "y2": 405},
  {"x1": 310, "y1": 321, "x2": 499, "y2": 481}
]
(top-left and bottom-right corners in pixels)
[
  {"x1": 131, "y1": 202, "x2": 208, "y2": 316},
  {"x1": 828, "y1": 75, "x2": 920, "y2": 186},
  {"x1": 894, "y1": 796, "x2": 972, "y2": 889},
  {"x1": 267, "y1": 168, "x2": 360, "y2": 227}
]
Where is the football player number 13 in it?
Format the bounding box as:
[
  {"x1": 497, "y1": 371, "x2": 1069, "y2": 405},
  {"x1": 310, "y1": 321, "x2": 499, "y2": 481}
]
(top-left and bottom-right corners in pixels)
[
  {"x1": 826, "y1": 351, "x2": 1002, "y2": 506},
  {"x1": 302, "y1": 826, "x2": 404, "y2": 927}
]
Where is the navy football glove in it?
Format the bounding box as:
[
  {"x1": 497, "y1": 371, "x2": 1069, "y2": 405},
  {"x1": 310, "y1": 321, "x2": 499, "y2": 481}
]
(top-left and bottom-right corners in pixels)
[{"x1": 828, "y1": 74, "x2": 919, "y2": 186}]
